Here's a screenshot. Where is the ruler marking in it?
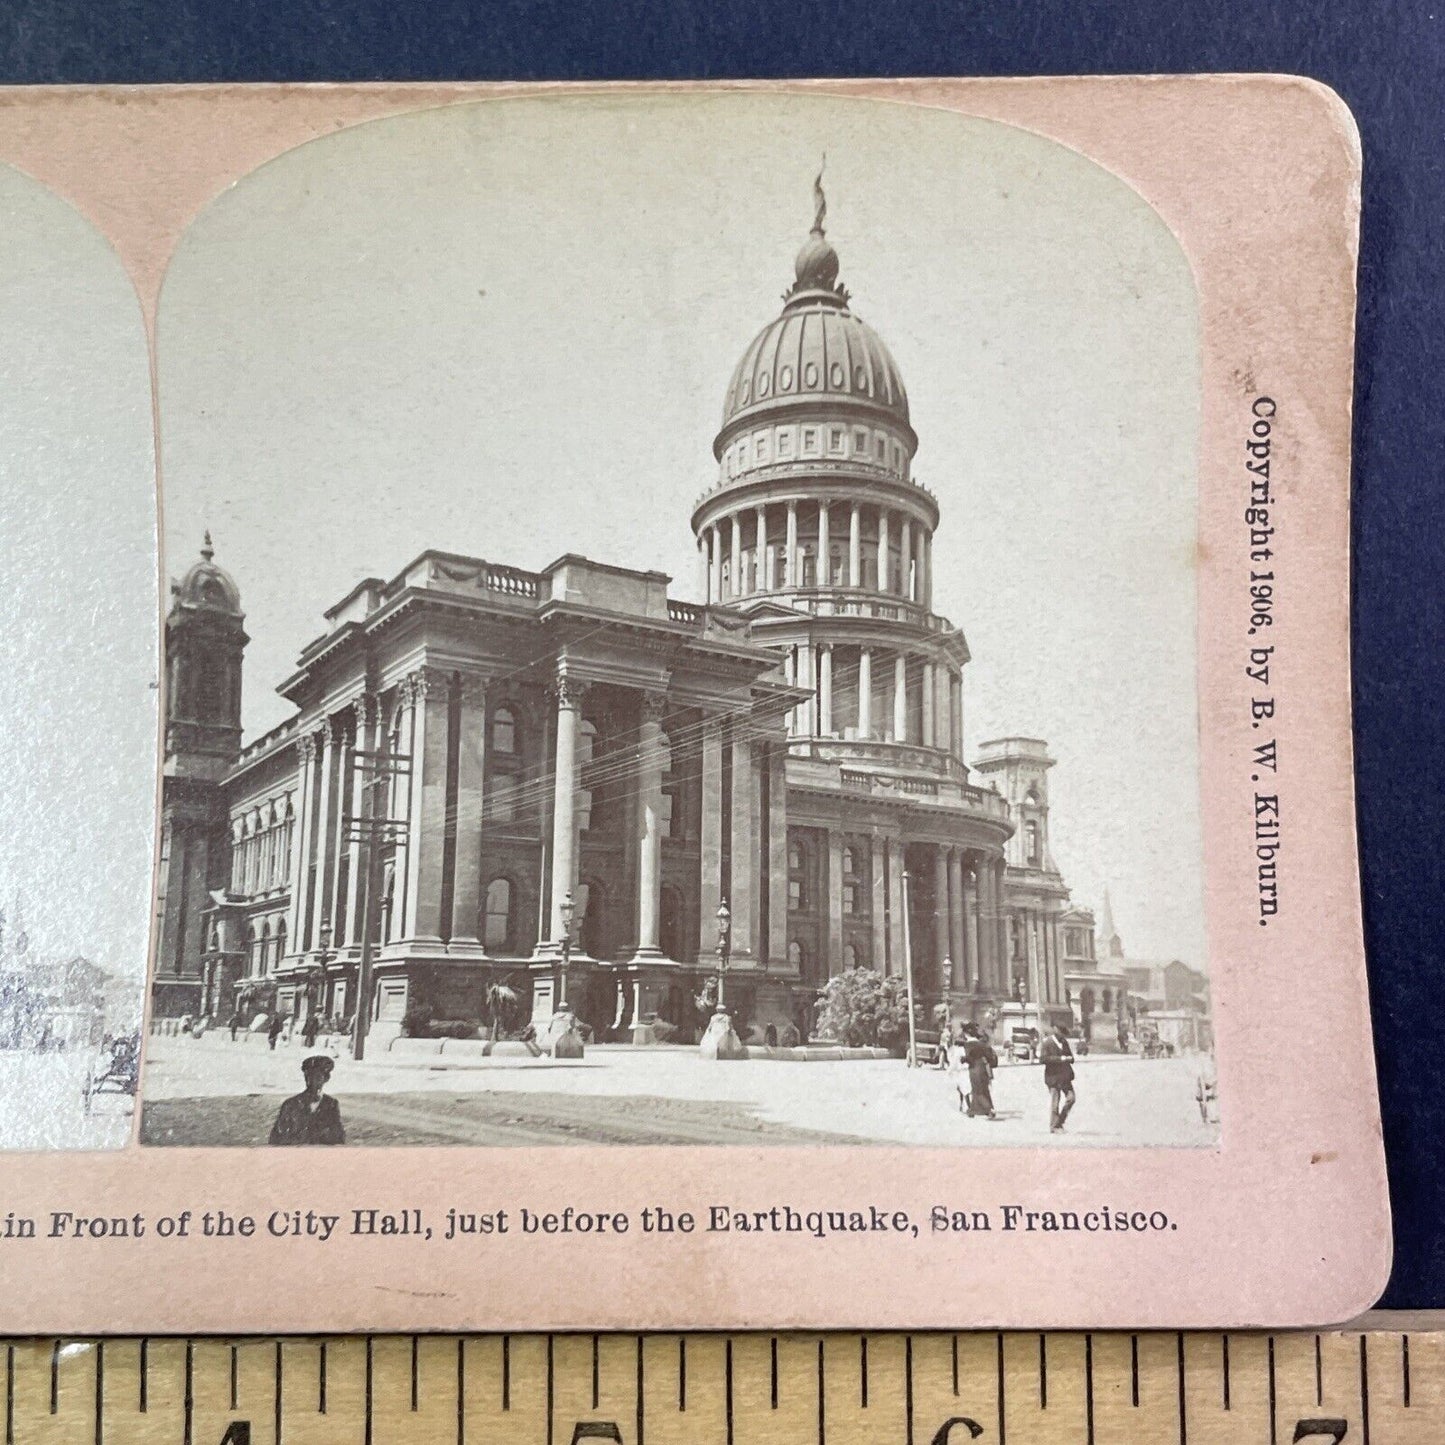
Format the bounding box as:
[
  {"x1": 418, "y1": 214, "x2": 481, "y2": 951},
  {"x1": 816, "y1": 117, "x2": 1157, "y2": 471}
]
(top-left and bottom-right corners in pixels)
[
  {"x1": 230, "y1": 1343, "x2": 239, "y2": 1412},
  {"x1": 50, "y1": 1339, "x2": 59, "y2": 1414},
  {"x1": 93, "y1": 1339, "x2": 103, "y2": 1445},
  {"x1": 5, "y1": 1344, "x2": 13, "y2": 1445},
  {"x1": 319, "y1": 1340, "x2": 328, "y2": 1414},
  {"x1": 456, "y1": 1338, "x2": 464, "y2": 1445},
  {"x1": 904, "y1": 1335, "x2": 914, "y2": 1445},
  {"x1": 1360, "y1": 1334, "x2": 1371, "y2": 1445},
  {"x1": 364, "y1": 1337, "x2": 373, "y2": 1445},
  {"x1": 184, "y1": 1340, "x2": 194, "y2": 1445},
  {"x1": 725, "y1": 1338, "x2": 734, "y2": 1445},
  {"x1": 274, "y1": 1339, "x2": 283, "y2": 1445},
  {"x1": 139, "y1": 1338, "x2": 148, "y2": 1413},
  {"x1": 502, "y1": 1335, "x2": 510, "y2": 1411},
  {"x1": 1084, "y1": 1334, "x2": 1094, "y2": 1445},
  {"x1": 677, "y1": 1338, "x2": 685, "y2": 1412},
  {"x1": 995, "y1": 1333, "x2": 1006, "y2": 1445},
  {"x1": 1315, "y1": 1333, "x2": 1323, "y2": 1406},
  {"x1": 816, "y1": 1339, "x2": 826, "y2": 1445},
  {"x1": 1176, "y1": 1332, "x2": 1186, "y2": 1445},
  {"x1": 635, "y1": 1334, "x2": 644, "y2": 1445},
  {"x1": 594, "y1": 1334, "x2": 601, "y2": 1412},
  {"x1": 1222, "y1": 1333, "x2": 1230, "y2": 1410},
  {"x1": 1403, "y1": 1333, "x2": 1411, "y2": 1407},
  {"x1": 1038, "y1": 1334, "x2": 1047, "y2": 1409},
  {"x1": 951, "y1": 1335, "x2": 959, "y2": 1397},
  {"x1": 770, "y1": 1337, "x2": 778, "y2": 1410},
  {"x1": 546, "y1": 1337, "x2": 554, "y2": 1445},
  {"x1": 411, "y1": 1336, "x2": 419, "y2": 1413},
  {"x1": 1267, "y1": 1335, "x2": 1277, "y2": 1445},
  {"x1": 1130, "y1": 1334, "x2": 1139, "y2": 1408},
  {"x1": 860, "y1": 1336, "x2": 868, "y2": 1408}
]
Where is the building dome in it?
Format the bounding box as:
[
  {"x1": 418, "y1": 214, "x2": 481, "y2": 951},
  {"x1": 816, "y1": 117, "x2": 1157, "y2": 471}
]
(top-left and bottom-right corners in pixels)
[{"x1": 171, "y1": 532, "x2": 243, "y2": 616}]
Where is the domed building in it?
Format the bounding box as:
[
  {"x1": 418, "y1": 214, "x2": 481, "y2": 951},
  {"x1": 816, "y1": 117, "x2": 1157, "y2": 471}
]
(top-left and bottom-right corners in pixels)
[{"x1": 151, "y1": 186, "x2": 1078, "y2": 1047}]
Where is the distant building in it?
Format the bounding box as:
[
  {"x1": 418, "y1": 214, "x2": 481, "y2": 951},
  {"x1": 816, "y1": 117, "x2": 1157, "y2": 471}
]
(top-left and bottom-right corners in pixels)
[
  {"x1": 0, "y1": 908, "x2": 125, "y2": 1050},
  {"x1": 153, "y1": 185, "x2": 1096, "y2": 1046}
]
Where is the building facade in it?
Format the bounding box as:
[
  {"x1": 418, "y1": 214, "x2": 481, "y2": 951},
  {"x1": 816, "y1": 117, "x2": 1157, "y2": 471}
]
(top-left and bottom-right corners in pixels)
[{"x1": 153, "y1": 194, "x2": 1091, "y2": 1045}]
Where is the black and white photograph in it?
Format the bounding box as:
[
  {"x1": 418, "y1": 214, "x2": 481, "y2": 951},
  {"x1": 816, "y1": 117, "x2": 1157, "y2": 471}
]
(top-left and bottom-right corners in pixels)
[{"x1": 136, "y1": 94, "x2": 1215, "y2": 1149}]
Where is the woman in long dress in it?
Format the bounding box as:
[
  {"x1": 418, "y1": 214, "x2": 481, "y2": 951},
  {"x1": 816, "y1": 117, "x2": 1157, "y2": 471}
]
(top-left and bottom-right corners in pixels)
[{"x1": 963, "y1": 1025, "x2": 998, "y2": 1119}]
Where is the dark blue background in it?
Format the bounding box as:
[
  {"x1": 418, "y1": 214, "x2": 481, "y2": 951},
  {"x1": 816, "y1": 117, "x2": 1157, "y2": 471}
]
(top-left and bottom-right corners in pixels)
[{"x1": 2, "y1": 0, "x2": 1441, "y2": 1309}]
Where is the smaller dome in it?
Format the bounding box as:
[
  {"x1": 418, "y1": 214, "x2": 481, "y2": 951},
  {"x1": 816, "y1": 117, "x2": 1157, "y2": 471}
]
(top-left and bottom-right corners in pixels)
[{"x1": 172, "y1": 531, "x2": 242, "y2": 615}]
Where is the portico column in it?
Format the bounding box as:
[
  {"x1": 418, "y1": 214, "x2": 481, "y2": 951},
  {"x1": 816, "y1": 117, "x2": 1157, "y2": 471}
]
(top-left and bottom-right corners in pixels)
[
  {"x1": 343, "y1": 695, "x2": 377, "y2": 948},
  {"x1": 285, "y1": 730, "x2": 318, "y2": 956},
  {"x1": 634, "y1": 691, "x2": 667, "y2": 957},
  {"x1": 870, "y1": 834, "x2": 887, "y2": 971},
  {"x1": 730, "y1": 514, "x2": 742, "y2": 599},
  {"x1": 932, "y1": 844, "x2": 949, "y2": 992},
  {"x1": 767, "y1": 742, "x2": 789, "y2": 963},
  {"x1": 799, "y1": 640, "x2": 816, "y2": 736},
  {"x1": 827, "y1": 831, "x2": 844, "y2": 977},
  {"x1": 887, "y1": 838, "x2": 906, "y2": 976},
  {"x1": 450, "y1": 675, "x2": 488, "y2": 947},
  {"x1": 402, "y1": 668, "x2": 450, "y2": 945},
  {"x1": 893, "y1": 653, "x2": 907, "y2": 742},
  {"x1": 877, "y1": 508, "x2": 891, "y2": 593},
  {"x1": 786, "y1": 501, "x2": 799, "y2": 588},
  {"x1": 857, "y1": 648, "x2": 872, "y2": 739},
  {"x1": 965, "y1": 856, "x2": 982, "y2": 991},
  {"x1": 899, "y1": 518, "x2": 913, "y2": 599},
  {"x1": 949, "y1": 847, "x2": 966, "y2": 990},
  {"x1": 922, "y1": 663, "x2": 936, "y2": 747},
  {"x1": 819, "y1": 643, "x2": 834, "y2": 736},
  {"x1": 754, "y1": 507, "x2": 767, "y2": 593},
  {"x1": 548, "y1": 670, "x2": 587, "y2": 944},
  {"x1": 306, "y1": 718, "x2": 337, "y2": 952},
  {"x1": 849, "y1": 504, "x2": 862, "y2": 586},
  {"x1": 729, "y1": 721, "x2": 756, "y2": 959},
  {"x1": 994, "y1": 859, "x2": 1010, "y2": 995},
  {"x1": 817, "y1": 500, "x2": 831, "y2": 586},
  {"x1": 700, "y1": 717, "x2": 724, "y2": 942}
]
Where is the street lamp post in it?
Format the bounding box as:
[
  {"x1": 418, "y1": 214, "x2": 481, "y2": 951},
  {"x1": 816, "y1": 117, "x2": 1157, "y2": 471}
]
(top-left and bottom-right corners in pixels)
[
  {"x1": 310, "y1": 921, "x2": 334, "y2": 1022},
  {"x1": 544, "y1": 888, "x2": 584, "y2": 1059},
  {"x1": 715, "y1": 897, "x2": 731, "y2": 1012}
]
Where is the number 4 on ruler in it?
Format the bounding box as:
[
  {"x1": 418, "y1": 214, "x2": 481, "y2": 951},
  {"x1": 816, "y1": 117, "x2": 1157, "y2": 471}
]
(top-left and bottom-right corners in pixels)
[{"x1": 1293, "y1": 1421, "x2": 1348, "y2": 1443}]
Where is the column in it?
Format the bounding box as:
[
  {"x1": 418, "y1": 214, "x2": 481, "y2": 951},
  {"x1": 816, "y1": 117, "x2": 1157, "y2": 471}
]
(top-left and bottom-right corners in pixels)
[
  {"x1": 819, "y1": 643, "x2": 834, "y2": 736},
  {"x1": 697, "y1": 536, "x2": 709, "y2": 603},
  {"x1": 547, "y1": 670, "x2": 586, "y2": 944},
  {"x1": 951, "y1": 673, "x2": 964, "y2": 758},
  {"x1": 730, "y1": 514, "x2": 742, "y2": 599},
  {"x1": 920, "y1": 531, "x2": 932, "y2": 608},
  {"x1": 767, "y1": 743, "x2": 789, "y2": 963},
  {"x1": 402, "y1": 668, "x2": 450, "y2": 945},
  {"x1": 922, "y1": 663, "x2": 936, "y2": 747},
  {"x1": 284, "y1": 730, "x2": 318, "y2": 956},
  {"x1": 849, "y1": 504, "x2": 862, "y2": 587},
  {"x1": 994, "y1": 859, "x2": 1010, "y2": 995},
  {"x1": 817, "y1": 500, "x2": 830, "y2": 586},
  {"x1": 754, "y1": 507, "x2": 767, "y2": 594},
  {"x1": 966, "y1": 856, "x2": 982, "y2": 991},
  {"x1": 887, "y1": 838, "x2": 906, "y2": 976},
  {"x1": 700, "y1": 717, "x2": 723, "y2": 948},
  {"x1": 857, "y1": 648, "x2": 872, "y2": 739},
  {"x1": 893, "y1": 653, "x2": 907, "y2": 742},
  {"x1": 798, "y1": 640, "x2": 816, "y2": 736},
  {"x1": 328, "y1": 716, "x2": 353, "y2": 941},
  {"x1": 899, "y1": 518, "x2": 913, "y2": 599},
  {"x1": 784, "y1": 648, "x2": 798, "y2": 736},
  {"x1": 870, "y1": 834, "x2": 887, "y2": 972},
  {"x1": 343, "y1": 695, "x2": 376, "y2": 948},
  {"x1": 877, "y1": 508, "x2": 891, "y2": 593},
  {"x1": 451, "y1": 676, "x2": 488, "y2": 947},
  {"x1": 785, "y1": 502, "x2": 799, "y2": 588},
  {"x1": 307, "y1": 718, "x2": 337, "y2": 951},
  {"x1": 729, "y1": 722, "x2": 756, "y2": 959},
  {"x1": 634, "y1": 691, "x2": 667, "y2": 957},
  {"x1": 949, "y1": 847, "x2": 966, "y2": 990},
  {"x1": 827, "y1": 831, "x2": 844, "y2": 977},
  {"x1": 710, "y1": 524, "x2": 723, "y2": 603},
  {"x1": 932, "y1": 844, "x2": 949, "y2": 991}
]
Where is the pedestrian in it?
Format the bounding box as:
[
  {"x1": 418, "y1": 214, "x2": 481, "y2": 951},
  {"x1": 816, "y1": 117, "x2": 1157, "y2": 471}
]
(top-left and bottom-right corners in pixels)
[
  {"x1": 963, "y1": 1024, "x2": 998, "y2": 1119},
  {"x1": 229, "y1": 1009, "x2": 242, "y2": 1042},
  {"x1": 268, "y1": 1055, "x2": 346, "y2": 1146},
  {"x1": 1040, "y1": 1022, "x2": 1076, "y2": 1133},
  {"x1": 301, "y1": 1011, "x2": 320, "y2": 1049},
  {"x1": 266, "y1": 1013, "x2": 284, "y2": 1051}
]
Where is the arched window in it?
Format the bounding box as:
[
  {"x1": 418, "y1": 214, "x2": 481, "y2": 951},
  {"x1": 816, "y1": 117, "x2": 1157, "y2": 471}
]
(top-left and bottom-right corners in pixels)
[
  {"x1": 841, "y1": 846, "x2": 858, "y2": 915},
  {"x1": 273, "y1": 919, "x2": 287, "y2": 972},
  {"x1": 1025, "y1": 820, "x2": 1041, "y2": 867},
  {"x1": 492, "y1": 706, "x2": 517, "y2": 756},
  {"x1": 843, "y1": 943, "x2": 858, "y2": 969},
  {"x1": 788, "y1": 939, "x2": 803, "y2": 968},
  {"x1": 483, "y1": 878, "x2": 513, "y2": 951}
]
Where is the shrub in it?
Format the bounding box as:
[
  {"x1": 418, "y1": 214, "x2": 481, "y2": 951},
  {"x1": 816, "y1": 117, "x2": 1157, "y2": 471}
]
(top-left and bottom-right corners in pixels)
[
  {"x1": 815, "y1": 968, "x2": 911, "y2": 1049},
  {"x1": 400, "y1": 1003, "x2": 434, "y2": 1039},
  {"x1": 433, "y1": 1020, "x2": 480, "y2": 1040}
]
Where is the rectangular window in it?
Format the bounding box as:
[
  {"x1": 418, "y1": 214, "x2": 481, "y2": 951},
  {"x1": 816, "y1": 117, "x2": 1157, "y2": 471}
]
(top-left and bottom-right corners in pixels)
[
  {"x1": 803, "y1": 428, "x2": 819, "y2": 454},
  {"x1": 855, "y1": 429, "x2": 868, "y2": 453},
  {"x1": 843, "y1": 881, "x2": 857, "y2": 914},
  {"x1": 755, "y1": 433, "x2": 769, "y2": 462},
  {"x1": 777, "y1": 431, "x2": 793, "y2": 457},
  {"x1": 830, "y1": 428, "x2": 845, "y2": 453},
  {"x1": 660, "y1": 791, "x2": 674, "y2": 839},
  {"x1": 788, "y1": 879, "x2": 802, "y2": 911}
]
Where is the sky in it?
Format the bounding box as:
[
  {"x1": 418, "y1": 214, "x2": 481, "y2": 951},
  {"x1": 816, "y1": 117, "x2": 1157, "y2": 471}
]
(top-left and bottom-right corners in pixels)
[
  {"x1": 157, "y1": 93, "x2": 1204, "y2": 964},
  {"x1": 0, "y1": 163, "x2": 157, "y2": 974}
]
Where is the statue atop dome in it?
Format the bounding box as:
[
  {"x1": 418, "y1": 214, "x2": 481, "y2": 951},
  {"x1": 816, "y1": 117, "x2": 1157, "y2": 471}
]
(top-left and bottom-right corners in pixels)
[{"x1": 788, "y1": 159, "x2": 848, "y2": 306}]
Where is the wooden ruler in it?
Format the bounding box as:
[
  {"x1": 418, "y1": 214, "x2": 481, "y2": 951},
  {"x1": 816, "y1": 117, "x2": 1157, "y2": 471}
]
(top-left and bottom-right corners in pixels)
[{"x1": 2, "y1": 1329, "x2": 1439, "y2": 1444}]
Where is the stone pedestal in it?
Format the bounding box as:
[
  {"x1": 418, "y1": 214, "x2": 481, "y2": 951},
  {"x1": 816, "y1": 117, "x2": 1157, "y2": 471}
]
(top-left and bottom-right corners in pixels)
[
  {"x1": 541, "y1": 1008, "x2": 585, "y2": 1059},
  {"x1": 698, "y1": 1008, "x2": 747, "y2": 1060}
]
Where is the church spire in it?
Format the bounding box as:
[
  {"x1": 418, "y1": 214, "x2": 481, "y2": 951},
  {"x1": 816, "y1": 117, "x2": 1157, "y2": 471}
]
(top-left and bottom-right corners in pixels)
[{"x1": 1098, "y1": 887, "x2": 1124, "y2": 958}]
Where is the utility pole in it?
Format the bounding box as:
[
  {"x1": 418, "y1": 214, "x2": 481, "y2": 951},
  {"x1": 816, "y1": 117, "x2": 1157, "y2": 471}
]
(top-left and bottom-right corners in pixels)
[
  {"x1": 346, "y1": 732, "x2": 410, "y2": 1062},
  {"x1": 901, "y1": 870, "x2": 919, "y2": 1067}
]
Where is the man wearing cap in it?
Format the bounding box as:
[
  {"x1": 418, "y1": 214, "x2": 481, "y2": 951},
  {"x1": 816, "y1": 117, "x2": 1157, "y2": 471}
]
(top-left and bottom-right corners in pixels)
[
  {"x1": 268, "y1": 1054, "x2": 346, "y2": 1146},
  {"x1": 1040, "y1": 1022, "x2": 1076, "y2": 1134}
]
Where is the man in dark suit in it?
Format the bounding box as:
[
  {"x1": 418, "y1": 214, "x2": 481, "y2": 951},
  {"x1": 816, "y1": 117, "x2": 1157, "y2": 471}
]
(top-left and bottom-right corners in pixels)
[
  {"x1": 1040, "y1": 1022, "x2": 1076, "y2": 1134},
  {"x1": 268, "y1": 1054, "x2": 346, "y2": 1146}
]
